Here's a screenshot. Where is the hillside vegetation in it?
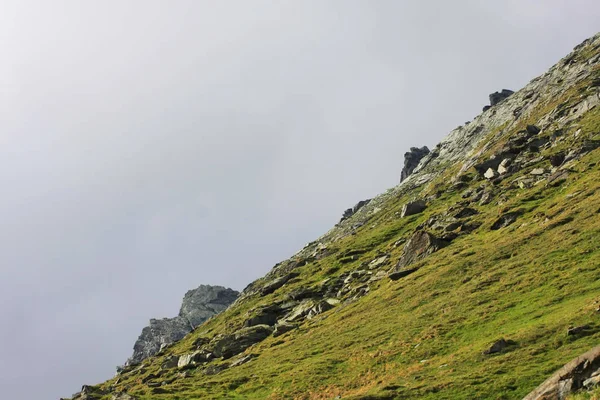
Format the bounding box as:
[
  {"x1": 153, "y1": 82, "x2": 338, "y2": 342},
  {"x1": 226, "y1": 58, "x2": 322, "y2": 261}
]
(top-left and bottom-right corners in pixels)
[{"x1": 70, "y1": 33, "x2": 600, "y2": 400}]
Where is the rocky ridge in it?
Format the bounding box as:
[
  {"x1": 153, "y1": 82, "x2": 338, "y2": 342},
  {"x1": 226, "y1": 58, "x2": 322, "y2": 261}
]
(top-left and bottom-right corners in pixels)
[
  {"x1": 67, "y1": 33, "x2": 600, "y2": 400},
  {"x1": 123, "y1": 285, "x2": 238, "y2": 367}
]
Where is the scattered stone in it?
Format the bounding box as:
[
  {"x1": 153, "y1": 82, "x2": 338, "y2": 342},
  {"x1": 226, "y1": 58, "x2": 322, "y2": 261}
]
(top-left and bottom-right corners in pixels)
[
  {"x1": 111, "y1": 394, "x2": 136, "y2": 400},
  {"x1": 546, "y1": 170, "x2": 569, "y2": 187},
  {"x1": 497, "y1": 158, "x2": 512, "y2": 175},
  {"x1": 368, "y1": 255, "x2": 390, "y2": 269},
  {"x1": 401, "y1": 146, "x2": 430, "y2": 182},
  {"x1": 484, "y1": 168, "x2": 498, "y2": 180},
  {"x1": 568, "y1": 325, "x2": 591, "y2": 336},
  {"x1": 244, "y1": 304, "x2": 284, "y2": 327},
  {"x1": 526, "y1": 125, "x2": 541, "y2": 135},
  {"x1": 204, "y1": 363, "x2": 230, "y2": 375},
  {"x1": 273, "y1": 322, "x2": 298, "y2": 337},
  {"x1": 452, "y1": 207, "x2": 478, "y2": 219},
  {"x1": 530, "y1": 168, "x2": 546, "y2": 176},
  {"x1": 388, "y1": 268, "x2": 418, "y2": 281},
  {"x1": 209, "y1": 325, "x2": 274, "y2": 359},
  {"x1": 261, "y1": 273, "x2": 299, "y2": 295},
  {"x1": 491, "y1": 211, "x2": 522, "y2": 230},
  {"x1": 549, "y1": 152, "x2": 566, "y2": 167},
  {"x1": 483, "y1": 338, "x2": 515, "y2": 355},
  {"x1": 230, "y1": 354, "x2": 257, "y2": 367},
  {"x1": 177, "y1": 349, "x2": 213, "y2": 369},
  {"x1": 160, "y1": 355, "x2": 179, "y2": 370},
  {"x1": 397, "y1": 231, "x2": 446, "y2": 269},
  {"x1": 401, "y1": 200, "x2": 427, "y2": 218}
]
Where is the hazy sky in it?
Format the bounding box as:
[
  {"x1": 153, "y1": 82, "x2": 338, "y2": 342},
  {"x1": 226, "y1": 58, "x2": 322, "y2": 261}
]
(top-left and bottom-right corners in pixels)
[{"x1": 1, "y1": 1, "x2": 599, "y2": 399}]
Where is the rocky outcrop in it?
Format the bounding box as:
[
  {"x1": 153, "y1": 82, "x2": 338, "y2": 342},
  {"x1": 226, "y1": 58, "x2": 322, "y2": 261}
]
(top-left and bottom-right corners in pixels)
[
  {"x1": 339, "y1": 199, "x2": 372, "y2": 223},
  {"x1": 401, "y1": 200, "x2": 427, "y2": 218},
  {"x1": 483, "y1": 89, "x2": 514, "y2": 111},
  {"x1": 523, "y1": 345, "x2": 600, "y2": 400},
  {"x1": 124, "y1": 285, "x2": 238, "y2": 366},
  {"x1": 400, "y1": 146, "x2": 430, "y2": 182}
]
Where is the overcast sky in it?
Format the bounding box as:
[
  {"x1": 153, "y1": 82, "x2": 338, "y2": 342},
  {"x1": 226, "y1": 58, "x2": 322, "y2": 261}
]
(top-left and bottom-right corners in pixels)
[{"x1": 1, "y1": 1, "x2": 599, "y2": 399}]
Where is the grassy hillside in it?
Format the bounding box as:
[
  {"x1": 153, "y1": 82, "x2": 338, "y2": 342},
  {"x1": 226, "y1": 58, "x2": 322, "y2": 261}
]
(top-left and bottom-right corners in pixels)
[{"x1": 73, "y1": 34, "x2": 600, "y2": 400}]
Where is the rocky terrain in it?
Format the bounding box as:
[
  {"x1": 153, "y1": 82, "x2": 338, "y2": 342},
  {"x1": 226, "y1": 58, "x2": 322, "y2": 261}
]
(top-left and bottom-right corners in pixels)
[
  {"x1": 66, "y1": 33, "x2": 600, "y2": 400},
  {"x1": 123, "y1": 285, "x2": 238, "y2": 367}
]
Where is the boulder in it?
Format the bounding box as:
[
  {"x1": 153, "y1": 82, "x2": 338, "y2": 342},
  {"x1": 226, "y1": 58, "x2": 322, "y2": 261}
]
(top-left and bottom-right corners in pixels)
[
  {"x1": 497, "y1": 158, "x2": 512, "y2": 175},
  {"x1": 388, "y1": 268, "x2": 418, "y2": 281},
  {"x1": 482, "y1": 338, "x2": 515, "y2": 355},
  {"x1": 209, "y1": 325, "x2": 273, "y2": 359},
  {"x1": 261, "y1": 273, "x2": 299, "y2": 295},
  {"x1": 400, "y1": 146, "x2": 430, "y2": 182},
  {"x1": 526, "y1": 125, "x2": 541, "y2": 135},
  {"x1": 549, "y1": 152, "x2": 566, "y2": 167},
  {"x1": 401, "y1": 200, "x2": 427, "y2": 218},
  {"x1": 160, "y1": 355, "x2": 179, "y2": 370},
  {"x1": 230, "y1": 354, "x2": 257, "y2": 367},
  {"x1": 489, "y1": 89, "x2": 514, "y2": 106},
  {"x1": 177, "y1": 350, "x2": 213, "y2": 369},
  {"x1": 523, "y1": 345, "x2": 600, "y2": 400},
  {"x1": 244, "y1": 304, "x2": 284, "y2": 327},
  {"x1": 491, "y1": 211, "x2": 522, "y2": 230},
  {"x1": 484, "y1": 168, "x2": 498, "y2": 180},
  {"x1": 273, "y1": 322, "x2": 298, "y2": 337},
  {"x1": 396, "y1": 231, "x2": 446, "y2": 269},
  {"x1": 368, "y1": 255, "x2": 390, "y2": 270}
]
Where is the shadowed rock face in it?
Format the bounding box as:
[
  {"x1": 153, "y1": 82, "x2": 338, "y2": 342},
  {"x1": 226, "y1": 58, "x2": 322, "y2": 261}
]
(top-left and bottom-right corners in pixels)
[
  {"x1": 400, "y1": 146, "x2": 430, "y2": 182},
  {"x1": 124, "y1": 285, "x2": 238, "y2": 366}
]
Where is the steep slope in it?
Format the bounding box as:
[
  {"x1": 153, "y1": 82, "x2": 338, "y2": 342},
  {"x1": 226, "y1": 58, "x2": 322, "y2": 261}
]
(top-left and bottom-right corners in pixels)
[{"x1": 69, "y1": 33, "x2": 600, "y2": 400}]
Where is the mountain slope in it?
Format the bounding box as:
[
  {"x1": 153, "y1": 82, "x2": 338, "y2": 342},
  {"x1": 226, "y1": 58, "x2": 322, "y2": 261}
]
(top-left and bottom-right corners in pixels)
[{"x1": 69, "y1": 33, "x2": 600, "y2": 400}]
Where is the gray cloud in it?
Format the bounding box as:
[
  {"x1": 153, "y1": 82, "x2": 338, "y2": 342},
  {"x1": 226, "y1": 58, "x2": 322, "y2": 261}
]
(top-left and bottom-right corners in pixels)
[{"x1": 1, "y1": 1, "x2": 599, "y2": 398}]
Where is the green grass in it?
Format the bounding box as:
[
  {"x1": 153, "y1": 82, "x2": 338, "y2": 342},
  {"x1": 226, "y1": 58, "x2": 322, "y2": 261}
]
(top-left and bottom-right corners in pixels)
[{"x1": 81, "y1": 37, "x2": 600, "y2": 400}]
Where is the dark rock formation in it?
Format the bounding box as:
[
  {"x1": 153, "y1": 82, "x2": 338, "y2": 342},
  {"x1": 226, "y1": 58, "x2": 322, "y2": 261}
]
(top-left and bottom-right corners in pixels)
[
  {"x1": 396, "y1": 230, "x2": 446, "y2": 269},
  {"x1": 482, "y1": 338, "x2": 515, "y2": 355},
  {"x1": 400, "y1": 146, "x2": 430, "y2": 182},
  {"x1": 490, "y1": 211, "x2": 523, "y2": 230},
  {"x1": 339, "y1": 199, "x2": 372, "y2": 223},
  {"x1": 401, "y1": 200, "x2": 427, "y2": 218},
  {"x1": 124, "y1": 285, "x2": 238, "y2": 366},
  {"x1": 209, "y1": 324, "x2": 274, "y2": 359},
  {"x1": 489, "y1": 89, "x2": 514, "y2": 106}
]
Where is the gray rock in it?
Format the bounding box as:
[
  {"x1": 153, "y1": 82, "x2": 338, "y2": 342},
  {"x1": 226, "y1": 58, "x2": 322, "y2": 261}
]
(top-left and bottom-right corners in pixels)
[
  {"x1": 401, "y1": 146, "x2": 430, "y2": 182},
  {"x1": 230, "y1": 354, "x2": 257, "y2": 367},
  {"x1": 490, "y1": 211, "x2": 522, "y2": 230},
  {"x1": 530, "y1": 168, "x2": 546, "y2": 176},
  {"x1": 125, "y1": 285, "x2": 238, "y2": 366},
  {"x1": 388, "y1": 268, "x2": 418, "y2": 281},
  {"x1": 484, "y1": 168, "x2": 498, "y2": 180},
  {"x1": 497, "y1": 158, "x2": 512, "y2": 174},
  {"x1": 273, "y1": 322, "x2": 298, "y2": 337},
  {"x1": 483, "y1": 338, "x2": 514, "y2": 355},
  {"x1": 368, "y1": 255, "x2": 389, "y2": 269},
  {"x1": 177, "y1": 349, "x2": 214, "y2": 369},
  {"x1": 209, "y1": 325, "x2": 273, "y2": 359},
  {"x1": 401, "y1": 200, "x2": 427, "y2": 218},
  {"x1": 339, "y1": 199, "x2": 372, "y2": 222},
  {"x1": 489, "y1": 89, "x2": 514, "y2": 106},
  {"x1": 523, "y1": 345, "x2": 600, "y2": 400},
  {"x1": 261, "y1": 273, "x2": 299, "y2": 295},
  {"x1": 396, "y1": 231, "x2": 446, "y2": 269}
]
